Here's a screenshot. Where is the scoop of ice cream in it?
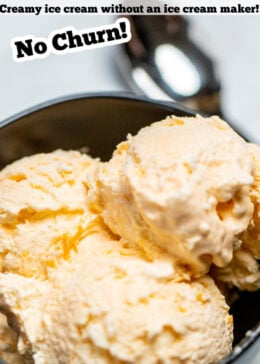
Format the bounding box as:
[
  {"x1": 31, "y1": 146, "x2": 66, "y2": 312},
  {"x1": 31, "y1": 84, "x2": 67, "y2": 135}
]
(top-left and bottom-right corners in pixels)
[
  {"x1": 241, "y1": 143, "x2": 260, "y2": 258},
  {"x1": 0, "y1": 274, "x2": 49, "y2": 363},
  {"x1": 0, "y1": 150, "x2": 99, "y2": 280},
  {"x1": 26, "y1": 231, "x2": 233, "y2": 364},
  {"x1": 89, "y1": 115, "x2": 254, "y2": 275},
  {"x1": 211, "y1": 143, "x2": 260, "y2": 291},
  {"x1": 0, "y1": 313, "x2": 24, "y2": 364}
]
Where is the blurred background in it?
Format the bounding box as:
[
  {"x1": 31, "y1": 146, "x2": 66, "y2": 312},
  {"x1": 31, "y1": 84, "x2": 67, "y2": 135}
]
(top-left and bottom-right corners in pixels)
[{"x1": 0, "y1": 15, "x2": 260, "y2": 143}]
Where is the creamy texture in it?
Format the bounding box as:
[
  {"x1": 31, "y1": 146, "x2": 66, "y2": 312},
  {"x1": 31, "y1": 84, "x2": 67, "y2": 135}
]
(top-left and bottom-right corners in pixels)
[
  {"x1": 242, "y1": 143, "x2": 260, "y2": 258},
  {"x1": 2, "y1": 115, "x2": 259, "y2": 363},
  {"x1": 90, "y1": 115, "x2": 254, "y2": 275},
  {"x1": 0, "y1": 274, "x2": 49, "y2": 363},
  {"x1": 212, "y1": 143, "x2": 260, "y2": 290},
  {"x1": 0, "y1": 146, "x2": 233, "y2": 364},
  {"x1": 37, "y1": 232, "x2": 232, "y2": 364},
  {"x1": 0, "y1": 150, "x2": 100, "y2": 363},
  {"x1": 0, "y1": 150, "x2": 99, "y2": 280}
]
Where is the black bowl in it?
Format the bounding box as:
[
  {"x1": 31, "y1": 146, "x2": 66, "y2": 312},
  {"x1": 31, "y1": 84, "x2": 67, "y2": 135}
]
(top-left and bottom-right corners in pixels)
[
  {"x1": 0, "y1": 92, "x2": 196, "y2": 167},
  {"x1": 0, "y1": 93, "x2": 259, "y2": 364}
]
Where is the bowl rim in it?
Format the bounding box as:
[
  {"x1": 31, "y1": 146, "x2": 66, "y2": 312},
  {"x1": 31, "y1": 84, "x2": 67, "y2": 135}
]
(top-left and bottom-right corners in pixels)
[
  {"x1": 220, "y1": 323, "x2": 260, "y2": 363},
  {"x1": 0, "y1": 91, "x2": 197, "y2": 128},
  {"x1": 0, "y1": 91, "x2": 259, "y2": 363}
]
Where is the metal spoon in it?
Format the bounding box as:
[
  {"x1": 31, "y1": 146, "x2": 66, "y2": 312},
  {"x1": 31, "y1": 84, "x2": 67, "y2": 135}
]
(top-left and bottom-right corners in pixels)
[{"x1": 117, "y1": 15, "x2": 222, "y2": 115}]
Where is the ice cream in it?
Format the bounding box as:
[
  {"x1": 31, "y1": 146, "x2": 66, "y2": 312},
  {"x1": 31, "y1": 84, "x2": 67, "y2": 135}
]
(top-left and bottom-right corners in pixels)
[
  {"x1": 89, "y1": 115, "x2": 254, "y2": 275},
  {"x1": 42, "y1": 232, "x2": 233, "y2": 364},
  {"x1": 0, "y1": 273, "x2": 49, "y2": 363},
  {"x1": 242, "y1": 143, "x2": 260, "y2": 259},
  {"x1": 211, "y1": 143, "x2": 260, "y2": 290},
  {"x1": 0, "y1": 149, "x2": 100, "y2": 363},
  {"x1": 1, "y1": 231, "x2": 233, "y2": 364},
  {"x1": 0, "y1": 149, "x2": 99, "y2": 280},
  {"x1": 0, "y1": 113, "x2": 259, "y2": 364}
]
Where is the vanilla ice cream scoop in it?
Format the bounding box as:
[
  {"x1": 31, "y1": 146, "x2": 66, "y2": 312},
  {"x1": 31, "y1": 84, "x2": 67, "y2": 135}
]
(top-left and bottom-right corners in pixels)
[
  {"x1": 90, "y1": 115, "x2": 254, "y2": 275},
  {"x1": 212, "y1": 143, "x2": 260, "y2": 291},
  {"x1": 241, "y1": 143, "x2": 260, "y2": 259},
  {"x1": 0, "y1": 150, "x2": 99, "y2": 280},
  {"x1": 25, "y1": 231, "x2": 232, "y2": 364},
  {"x1": 0, "y1": 273, "x2": 50, "y2": 363}
]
